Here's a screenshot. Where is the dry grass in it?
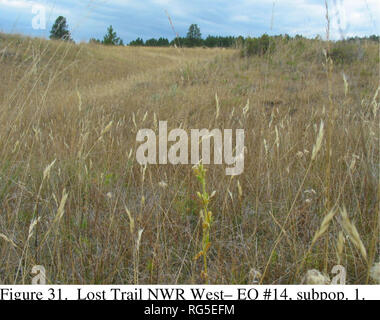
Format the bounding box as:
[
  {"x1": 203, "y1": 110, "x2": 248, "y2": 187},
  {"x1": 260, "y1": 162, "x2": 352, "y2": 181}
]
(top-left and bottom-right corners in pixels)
[{"x1": 0, "y1": 32, "x2": 378, "y2": 284}]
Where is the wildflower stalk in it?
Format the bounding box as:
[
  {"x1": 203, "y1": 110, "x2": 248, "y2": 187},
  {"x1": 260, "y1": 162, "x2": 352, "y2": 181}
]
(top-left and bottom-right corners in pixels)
[{"x1": 193, "y1": 163, "x2": 215, "y2": 284}]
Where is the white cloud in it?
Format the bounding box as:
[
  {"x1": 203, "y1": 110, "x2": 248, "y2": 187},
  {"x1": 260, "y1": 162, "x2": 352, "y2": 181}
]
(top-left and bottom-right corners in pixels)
[
  {"x1": 231, "y1": 15, "x2": 251, "y2": 23},
  {"x1": 0, "y1": 0, "x2": 35, "y2": 8},
  {"x1": 151, "y1": 0, "x2": 172, "y2": 5},
  {"x1": 328, "y1": 0, "x2": 379, "y2": 38}
]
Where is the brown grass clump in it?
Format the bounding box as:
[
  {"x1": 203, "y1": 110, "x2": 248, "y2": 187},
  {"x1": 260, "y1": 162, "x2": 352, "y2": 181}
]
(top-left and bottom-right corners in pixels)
[{"x1": 0, "y1": 32, "x2": 378, "y2": 284}]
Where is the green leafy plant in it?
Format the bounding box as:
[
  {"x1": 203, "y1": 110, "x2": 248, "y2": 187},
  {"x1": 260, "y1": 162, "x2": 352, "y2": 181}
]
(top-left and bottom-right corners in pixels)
[{"x1": 193, "y1": 163, "x2": 215, "y2": 284}]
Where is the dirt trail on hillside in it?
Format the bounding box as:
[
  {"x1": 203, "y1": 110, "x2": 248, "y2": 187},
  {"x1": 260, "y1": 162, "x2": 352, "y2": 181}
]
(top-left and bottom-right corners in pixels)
[{"x1": 76, "y1": 53, "x2": 222, "y2": 102}]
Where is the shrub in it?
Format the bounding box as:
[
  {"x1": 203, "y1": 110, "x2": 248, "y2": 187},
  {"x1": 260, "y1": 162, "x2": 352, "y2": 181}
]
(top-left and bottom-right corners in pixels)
[
  {"x1": 241, "y1": 34, "x2": 275, "y2": 57},
  {"x1": 328, "y1": 42, "x2": 362, "y2": 64}
]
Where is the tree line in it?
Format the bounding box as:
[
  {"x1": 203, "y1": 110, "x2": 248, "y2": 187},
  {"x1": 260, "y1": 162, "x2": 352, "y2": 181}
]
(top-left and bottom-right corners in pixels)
[{"x1": 49, "y1": 16, "x2": 380, "y2": 48}]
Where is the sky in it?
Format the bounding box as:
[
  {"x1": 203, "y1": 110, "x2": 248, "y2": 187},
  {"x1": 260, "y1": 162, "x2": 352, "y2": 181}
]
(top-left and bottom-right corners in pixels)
[{"x1": 0, "y1": 0, "x2": 378, "y2": 43}]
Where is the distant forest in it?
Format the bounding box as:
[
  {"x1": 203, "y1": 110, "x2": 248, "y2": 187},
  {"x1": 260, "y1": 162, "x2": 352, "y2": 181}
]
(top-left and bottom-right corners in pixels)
[
  {"x1": 126, "y1": 34, "x2": 380, "y2": 48},
  {"x1": 111, "y1": 24, "x2": 379, "y2": 48},
  {"x1": 48, "y1": 16, "x2": 379, "y2": 48}
]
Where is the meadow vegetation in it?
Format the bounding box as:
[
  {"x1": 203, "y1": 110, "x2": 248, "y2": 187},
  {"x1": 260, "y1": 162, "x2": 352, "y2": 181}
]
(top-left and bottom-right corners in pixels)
[{"x1": 0, "y1": 32, "x2": 378, "y2": 284}]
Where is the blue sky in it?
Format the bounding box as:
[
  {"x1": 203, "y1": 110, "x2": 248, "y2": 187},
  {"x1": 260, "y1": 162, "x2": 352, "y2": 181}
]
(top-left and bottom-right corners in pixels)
[{"x1": 0, "y1": 0, "x2": 378, "y2": 42}]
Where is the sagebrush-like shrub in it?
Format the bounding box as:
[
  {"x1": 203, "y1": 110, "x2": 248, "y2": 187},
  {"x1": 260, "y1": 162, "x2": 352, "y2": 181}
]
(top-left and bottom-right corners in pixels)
[
  {"x1": 328, "y1": 42, "x2": 363, "y2": 64},
  {"x1": 241, "y1": 34, "x2": 275, "y2": 57}
]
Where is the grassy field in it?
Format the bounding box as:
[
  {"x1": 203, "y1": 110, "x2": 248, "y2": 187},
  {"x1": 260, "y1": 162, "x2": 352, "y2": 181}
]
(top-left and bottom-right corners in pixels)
[{"x1": 0, "y1": 32, "x2": 379, "y2": 284}]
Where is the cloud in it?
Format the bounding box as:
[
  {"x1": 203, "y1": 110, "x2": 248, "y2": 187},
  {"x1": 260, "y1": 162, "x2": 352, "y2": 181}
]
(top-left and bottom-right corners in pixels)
[
  {"x1": 0, "y1": 0, "x2": 34, "y2": 8},
  {"x1": 231, "y1": 15, "x2": 251, "y2": 23}
]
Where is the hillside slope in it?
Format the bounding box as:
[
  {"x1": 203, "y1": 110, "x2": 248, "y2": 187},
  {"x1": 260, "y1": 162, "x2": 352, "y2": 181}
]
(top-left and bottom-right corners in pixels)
[{"x1": 0, "y1": 33, "x2": 378, "y2": 284}]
